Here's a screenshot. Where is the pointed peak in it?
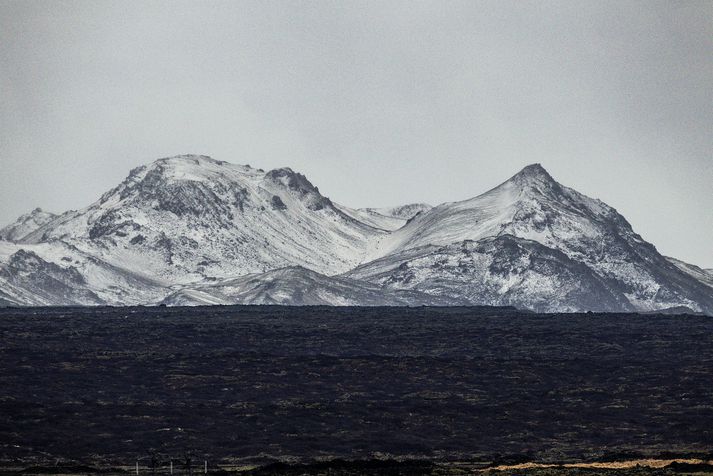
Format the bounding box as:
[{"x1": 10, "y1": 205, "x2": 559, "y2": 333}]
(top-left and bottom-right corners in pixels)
[
  {"x1": 516, "y1": 163, "x2": 552, "y2": 179},
  {"x1": 475, "y1": 163, "x2": 563, "y2": 200},
  {"x1": 507, "y1": 163, "x2": 558, "y2": 188}
]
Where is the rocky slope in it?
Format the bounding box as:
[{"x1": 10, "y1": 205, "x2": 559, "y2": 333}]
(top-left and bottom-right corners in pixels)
[
  {"x1": 355, "y1": 164, "x2": 713, "y2": 313},
  {"x1": 335, "y1": 203, "x2": 432, "y2": 231},
  {"x1": 0, "y1": 240, "x2": 166, "y2": 306},
  {"x1": 1, "y1": 155, "x2": 711, "y2": 313},
  {"x1": 0, "y1": 208, "x2": 56, "y2": 242},
  {"x1": 666, "y1": 257, "x2": 713, "y2": 289},
  {"x1": 20, "y1": 155, "x2": 384, "y2": 284},
  {"x1": 346, "y1": 235, "x2": 635, "y2": 313},
  {"x1": 362, "y1": 203, "x2": 433, "y2": 220},
  {"x1": 161, "y1": 266, "x2": 462, "y2": 306}
]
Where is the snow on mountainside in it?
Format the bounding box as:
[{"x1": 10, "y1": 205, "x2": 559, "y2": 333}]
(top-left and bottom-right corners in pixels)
[
  {"x1": 337, "y1": 203, "x2": 433, "y2": 231},
  {"x1": 336, "y1": 203, "x2": 432, "y2": 232},
  {"x1": 0, "y1": 246, "x2": 102, "y2": 306},
  {"x1": 0, "y1": 208, "x2": 57, "y2": 242},
  {"x1": 362, "y1": 203, "x2": 433, "y2": 221},
  {"x1": 1, "y1": 156, "x2": 711, "y2": 313},
  {"x1": 347, "y1": 235, "x2": 634, "y2": 313},
  {"x1": 0, "y1": 240, "x2": 166, "y2": 306},
  {"x1": 161, "y1": 266, "x2": 462, "y2": 306},
  {"x1": 335, "y1": 205, "x2": 408, "y2": 232},
  {"x1": 666, "y1": 257, "x2": 713, "y2": 289},
  {"x1": 20, "y1": 155, "x2": 385, "y2": 284},
  {"x1": 356, "y1": 164, "x2": 713, "y2": 313},
  {"x1": 374, "y1": 164, "x2": 624, "y2": 254}
]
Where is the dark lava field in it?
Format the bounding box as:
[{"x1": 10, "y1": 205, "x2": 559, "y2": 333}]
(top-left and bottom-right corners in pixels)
[{"x1": 0, "y1": 306, "x2": 712, "y2": 468}]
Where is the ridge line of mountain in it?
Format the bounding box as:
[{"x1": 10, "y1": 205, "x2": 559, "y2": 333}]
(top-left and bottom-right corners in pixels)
[{"x1": 1, "y1": 154, "x2": 711, "y2": 314}]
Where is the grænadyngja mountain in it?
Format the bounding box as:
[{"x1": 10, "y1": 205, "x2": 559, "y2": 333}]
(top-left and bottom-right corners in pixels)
[{"x1": 1, "y1": 154, "x2": 711, "y2": 313}]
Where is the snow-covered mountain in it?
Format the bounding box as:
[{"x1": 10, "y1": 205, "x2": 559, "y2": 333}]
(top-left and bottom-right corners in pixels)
[
  {"x1": 20, "y1": 155, "x2": 384, "y2": 283},
  {"x1": 346, "y1": 236, "x2": 635, "y2": 313},
  {"x1": 0, "y1": 208, "x2": 56, "y2": 242},
  {"x1": 1, "y1": 155, "x2": 711, "y2": 313},
  {"x1": 666, "y1": 257, "x2": 713, "y2": 290},
  {"x1": 0, "y1": 240, "x2": 166, "y2": 306},
  {"x1": 355, "y1": 164, "x2": 713, "y2": 313}
]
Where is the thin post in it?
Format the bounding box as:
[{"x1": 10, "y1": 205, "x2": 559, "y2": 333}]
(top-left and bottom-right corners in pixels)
[
  {"x1": 136, "y1": 462, "x2": 139, "y2": 476},
  {"x1": 204, "y1": 461, "x2": 207, "y2": 474},
  {"x1": 170, "y1": 461, "x2": 173, "y2": 475}
]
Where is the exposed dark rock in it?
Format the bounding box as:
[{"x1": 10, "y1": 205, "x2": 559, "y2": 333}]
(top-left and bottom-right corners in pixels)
[{"x1": 271, "y1": 195, "x2": 287, "y2": 210}]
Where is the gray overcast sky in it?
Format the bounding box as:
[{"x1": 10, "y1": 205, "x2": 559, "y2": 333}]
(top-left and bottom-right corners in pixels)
[{"x1": 1, "y1": 0, "x2": 711, "y2": 266}]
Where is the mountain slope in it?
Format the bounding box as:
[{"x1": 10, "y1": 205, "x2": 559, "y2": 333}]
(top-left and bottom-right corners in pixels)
[
  {"x1": 0, "y1": 208, "x2": 57, "y2": 242},
  {"x1": 359, "y1": 164, "x2": 713, "y2": 313},
  {"x1": 346, "y1": 235, "x2": 635, "y2": 313},
  {"x1": 162, "y1": 266, "x2": 462, "y2": 306},
  {"x1": 335, "y1": 203, "x2": 433, "y2": 232},
  {"x1": 666, "y1": 257, "x2": 713, "y2": 289},
  {"x1": 1, "y1": 156, "x2": 710, "y2": 313},
  {"x1": 0, "y1": 249, "x2": 103, "y2": 306},
  {"x1": 362, "y1": 203, "x2": 433, "y2": 220},
  {"x1": 375, "y1": 164, "x2": 633, "y2": 255},
  {"x1": 21, "y1": 155, "x2": 385, "y2": 284},
  {"x1": 334, "y1": 205, "x2": 408, "y2": 232},
  {"x1": 0, "y1": 240, "x2": 166, "y2": 306}
]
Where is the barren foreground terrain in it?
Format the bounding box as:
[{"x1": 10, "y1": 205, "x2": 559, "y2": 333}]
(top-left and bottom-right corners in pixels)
[{"x1": 0, "y1": 306, "x2": 711, "y2": 474}]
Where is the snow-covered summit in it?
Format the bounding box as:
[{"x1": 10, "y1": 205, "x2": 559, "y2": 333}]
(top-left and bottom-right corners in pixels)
[
  {"x1": 511, "y1": 162, "x2": 553, "y2": 181},
  {"x1": 378, "y1": 163, "x2": 618, "y2": 254},
  {"x1": 91, "y1": 155, "x2": 337, "y2": 217},
  {"x1": 364, "y1": 163, "x2": 713, "y2": 313},
  {"x1": 19, "y1": 155, "x2": 386, "y2": 284}
]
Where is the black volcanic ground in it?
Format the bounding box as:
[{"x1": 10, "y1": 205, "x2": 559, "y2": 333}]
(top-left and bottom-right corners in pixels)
[{"x1": 0, "y1": 306, "x2": 712, "y2": 468}]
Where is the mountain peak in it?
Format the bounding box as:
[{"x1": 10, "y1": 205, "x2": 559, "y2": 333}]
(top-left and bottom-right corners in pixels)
[
  {"x1": 147, "y1": 155, "x2": 234, "y2": 175},
  {"x1": 512, "y1": 163, "x2": 554, "y2": 182},
  {"x1": 155, "y1": 154, "x2": 220, "y2": 165},
  {"x1": 502, "y1": 163, "x2": 562, "y2": 197},
  {"x1": 3, "y1": 153, "x2": 712, "y2": 314},
  {"x1": 121, "y1": 154, "x2": 263, "y2": 189},
  {"x1": 264, "y1": 167, "x2": 332, "y2": 210}
]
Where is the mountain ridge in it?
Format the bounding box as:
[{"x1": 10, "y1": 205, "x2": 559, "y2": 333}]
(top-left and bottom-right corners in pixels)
[
  {"x1": 361, "y1": 159, "x2": 713, "y2": 313},
  {"x1": 1, "y1": 154, "x2": 711, "y2": 313},
  {"x1": 17, "y1": 156, "x2": 386, "y2": 283}
]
